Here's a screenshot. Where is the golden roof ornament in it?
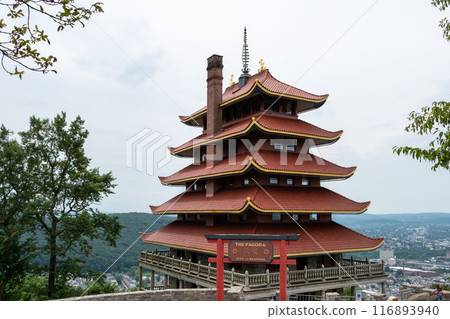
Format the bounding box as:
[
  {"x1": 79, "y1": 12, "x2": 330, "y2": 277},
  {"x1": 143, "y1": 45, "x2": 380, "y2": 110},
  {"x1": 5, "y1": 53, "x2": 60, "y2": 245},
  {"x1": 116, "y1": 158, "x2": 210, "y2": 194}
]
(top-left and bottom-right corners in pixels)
[
  {"x1": 258, "y1": 59, "x2": 267, "y2": 72},
  {"x1": 229, "y1": 74, "x2": 236, "y2": 86}
]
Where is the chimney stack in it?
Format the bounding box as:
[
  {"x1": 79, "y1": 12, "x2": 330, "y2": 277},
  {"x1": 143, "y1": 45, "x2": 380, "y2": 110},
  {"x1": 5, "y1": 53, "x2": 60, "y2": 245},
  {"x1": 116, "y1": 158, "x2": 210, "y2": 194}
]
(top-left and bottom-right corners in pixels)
[
  {"x1": 206, "y1": 54, "x2": 223, "y2": 136},
  {"x1": 205, "y1": 55, "x2": 223, "y2": 196}
]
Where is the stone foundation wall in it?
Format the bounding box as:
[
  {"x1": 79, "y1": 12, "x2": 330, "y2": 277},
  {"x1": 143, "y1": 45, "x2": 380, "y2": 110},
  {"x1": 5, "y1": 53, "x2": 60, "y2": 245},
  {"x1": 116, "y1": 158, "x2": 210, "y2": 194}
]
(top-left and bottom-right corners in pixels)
[
  {"x1": 59, "y1": 287, "x2": 243, "y2": 301},
  {"x1": 400, "y1": 284, "x2": 450, "y2": 301}
]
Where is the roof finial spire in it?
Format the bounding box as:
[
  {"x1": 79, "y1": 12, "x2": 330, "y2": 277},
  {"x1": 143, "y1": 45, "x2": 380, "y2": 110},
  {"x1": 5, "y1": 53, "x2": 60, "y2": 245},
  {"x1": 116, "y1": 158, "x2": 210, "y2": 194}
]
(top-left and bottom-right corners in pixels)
[
  {"x1": 239, "y1": 27, "x2": 250, "y2": 87},
  {"x1": 241, "y1": 26, "x2": 250, "y2": 75}
]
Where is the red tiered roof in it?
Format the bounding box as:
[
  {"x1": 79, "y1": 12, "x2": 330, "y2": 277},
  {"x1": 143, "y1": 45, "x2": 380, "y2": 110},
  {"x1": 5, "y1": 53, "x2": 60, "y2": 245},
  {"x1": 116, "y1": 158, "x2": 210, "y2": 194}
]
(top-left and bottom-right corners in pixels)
[
  {"x1": 170, "y1": 114, "x2": 342, "y2": 156},
  {"x1": 222, "y1": 69, "x2": 328, "y2": 106},
  {"x1": 178, "y1": 106, "x2": 206, "y2": 124},
  {"x1": 159, "y1": 152, "x2": 356, "y2": 184},
  {"x1": 179, "y1": 70, "x2": 329, "y2": 125},
  {"x1": 140, "y1": 221, "x2": 384, "y2": 257},
  {"x1": 150, "y1": 186, "x2": 370, "y2": 214}
]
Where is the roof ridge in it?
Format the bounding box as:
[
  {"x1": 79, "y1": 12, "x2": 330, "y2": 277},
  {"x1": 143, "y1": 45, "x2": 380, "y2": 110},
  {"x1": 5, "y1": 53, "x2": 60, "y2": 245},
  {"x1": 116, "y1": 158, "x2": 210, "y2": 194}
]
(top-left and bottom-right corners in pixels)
[
  {"x1": 331, "y1": 221, "x2": 385, "y2": 241},
  {"x1": 319, "y1": 186, "x2": 369, "y2": 206},
  {"x1": 257, "y1": 114, "x2": 343, "y2": 136},
  {"x1": 259, "y1": 69, "x2": 328, "y2": 99}
]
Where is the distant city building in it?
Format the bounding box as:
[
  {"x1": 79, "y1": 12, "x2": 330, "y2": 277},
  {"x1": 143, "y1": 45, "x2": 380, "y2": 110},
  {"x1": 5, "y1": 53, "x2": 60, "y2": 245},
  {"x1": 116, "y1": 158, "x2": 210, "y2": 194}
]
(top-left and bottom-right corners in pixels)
[
  {"x1": 391, "y1": 266, "x2": 439, "y2": 278},
  {"x1": 387, "y1": 258, "x2": 396, "y2": 266},
  {"x1": 380, "y1": 249, "x2": 396, "y2": 265}
]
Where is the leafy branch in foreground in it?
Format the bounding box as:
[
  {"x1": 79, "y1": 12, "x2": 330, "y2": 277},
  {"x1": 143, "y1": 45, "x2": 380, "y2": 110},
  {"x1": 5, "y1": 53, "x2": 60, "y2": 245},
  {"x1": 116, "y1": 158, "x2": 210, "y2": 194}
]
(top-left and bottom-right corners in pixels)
[
  {"x1": 0, "y1": 0, "x2": 103, "y2": 78},
  {"x1": 431, "y1": 0, "x2": 450, "y2": 41},
  {"x1": 393, "y1": 101, "x2": 450, "y2": 171}
]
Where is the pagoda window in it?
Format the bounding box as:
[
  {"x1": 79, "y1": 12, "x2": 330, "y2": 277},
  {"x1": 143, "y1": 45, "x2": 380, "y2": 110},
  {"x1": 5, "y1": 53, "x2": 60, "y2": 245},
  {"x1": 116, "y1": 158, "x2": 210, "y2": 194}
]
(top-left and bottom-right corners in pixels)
[
  {"x1": 243, "y1": 104, "x2": 251, "y2": 116},
  {"x1": 270, "y1": 177, "x2": 278, "y2": 184},
  {"x1": 234, "y1": 107, "x2": 242, "y2": 119},
  {"x1": 225, "y1": 109, "x2": 233, "y2": 122},
  {"x1": 286, "y1": 145, "x2": 295, "y2": 151},
  {"x1": 292, "y1": 214, "x2": 299, "y2": 221},
  {"x1": 273, "y1": 143, "x2": 282, "y2": 151},
  {"x1": 228, "y1": 176, "x2": 234, "y2": 186},
  {"x1": 196, "y1": 214, "x2": 201, "y2": 221},
  {"x1": 253, "y1": 99, "x2": 260, "y2": 112},
  {"x1": 241, "y1": 213, "x2": 247, "y2": 221},
  {"x1": 243, "y1": 178, "x2": 249, "y2": 185},
  {"x1": 310, "y1": 213, "x2": 318, "y2": 221},
  {"x1": 272, "y1": 213, "x2": 281, "y2": 221},
  {"x1": 264, "y1": 96, "x2": 274, "y2": 110},
  {"x1": 221, "y1": 178, "x2": 226, "y2": 189},
  {"x1": 281, "y1": 101, "x2": 292, "y2": 114},
  {"x1": 302, "y1": 177, "x2": 310, "y2": 186},
  {"x1": 287, "y1": 178, "x2": 293, "y2": 185},
  {"x1": 273, "y1": 101, "x2": 280, "y2": 112}
]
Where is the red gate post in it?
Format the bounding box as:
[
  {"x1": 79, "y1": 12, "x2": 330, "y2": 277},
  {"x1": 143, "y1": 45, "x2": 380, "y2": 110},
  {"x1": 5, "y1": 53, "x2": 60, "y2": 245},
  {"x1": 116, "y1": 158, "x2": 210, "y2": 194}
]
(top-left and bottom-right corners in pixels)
[
  {"x1": 279, "y1": 239, "x2": 287, "y2": 301},
  {"x1": 216, "y1": 238, "x2": 224, "y2": 301},
  {"x1": 206, "y1": 234, "x2": 299, "y2": 302}
]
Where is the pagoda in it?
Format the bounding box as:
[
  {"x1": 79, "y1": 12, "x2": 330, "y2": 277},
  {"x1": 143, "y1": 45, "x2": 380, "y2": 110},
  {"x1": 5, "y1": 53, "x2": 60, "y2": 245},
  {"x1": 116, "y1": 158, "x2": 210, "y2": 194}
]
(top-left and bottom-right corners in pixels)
[{"x1": 139, "y1": 29, "x2": 386, "y2": 300}]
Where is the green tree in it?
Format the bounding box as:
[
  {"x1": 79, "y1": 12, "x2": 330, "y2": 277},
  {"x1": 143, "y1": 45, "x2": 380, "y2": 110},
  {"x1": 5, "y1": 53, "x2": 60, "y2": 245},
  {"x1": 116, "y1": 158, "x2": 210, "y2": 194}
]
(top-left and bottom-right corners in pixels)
[
  {"x1": 18, "y1": 112, "x2": 123, "y2": 298},
  {"x1": 393, "y1": 2, "x2": 450, "y2": 170},
  {"x1": 0, "y1": 0, "x2": 103, "y2": 78},
  {"x1": 5, "y1": 272, "x2": 118, "y2": 300},
  {"x1": 0, "y1": 125, "x2": 38, "y2": 300}
]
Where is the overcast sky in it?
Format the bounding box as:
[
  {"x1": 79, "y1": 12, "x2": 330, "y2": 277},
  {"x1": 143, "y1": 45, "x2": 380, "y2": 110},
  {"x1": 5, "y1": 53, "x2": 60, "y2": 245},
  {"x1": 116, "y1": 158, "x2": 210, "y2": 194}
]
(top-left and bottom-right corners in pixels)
[{"x1": 1, "y1": 0, "x2": 449, "y2": 215}]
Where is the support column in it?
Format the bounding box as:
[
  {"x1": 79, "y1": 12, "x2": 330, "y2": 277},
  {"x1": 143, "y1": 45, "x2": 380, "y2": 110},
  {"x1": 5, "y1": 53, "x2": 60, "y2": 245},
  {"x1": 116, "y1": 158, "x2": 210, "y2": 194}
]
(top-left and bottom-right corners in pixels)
[
  {"x1": 279, "y1": 239, "x2": 287, "y2": 301},
  {"x1": 139, "y1": 266, "x2": 143, "y2": 290},
  {"x1": 150, "y1": 270, "x2": 155, "y2": 290},
  {"x1": 351, "y1": 286, "x2": 357, "y2": 301},
  {"x1": 381, "y1": 282, "x2": 386, "y2": 294},
  {"x1": 216, "y1": 238, "x2": 224, "y2": 301},
  {"x1": 168, "y1": 276, "x2": 177, "y2": 289},
  {"x1": 179, "y1": 280, "x2": 184, "y2": 289},
  {"x1": 321, "y1": 290, "x2": 326, "y2": 300},
  {"x1": 164, "y1": 275, "x2": 168, "y2": 289}
]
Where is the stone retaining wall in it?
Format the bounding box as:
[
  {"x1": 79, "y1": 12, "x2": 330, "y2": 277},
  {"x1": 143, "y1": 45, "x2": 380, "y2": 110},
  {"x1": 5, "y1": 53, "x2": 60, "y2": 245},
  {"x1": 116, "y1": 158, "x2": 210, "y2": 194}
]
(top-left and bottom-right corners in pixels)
[
  {"x1": 59, "y1": 287, "x2": 243, "y2": 301},
  {"x1": 400, "y1": 284, "x2": 450, "y2": 301}
]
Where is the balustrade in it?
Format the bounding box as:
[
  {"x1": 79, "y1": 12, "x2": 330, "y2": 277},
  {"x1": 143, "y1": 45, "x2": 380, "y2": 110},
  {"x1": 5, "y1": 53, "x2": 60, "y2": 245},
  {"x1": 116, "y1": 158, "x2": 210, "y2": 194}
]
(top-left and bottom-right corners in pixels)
[{"x1": 139, "y1": 251, "x2": 385, "y2": 288}]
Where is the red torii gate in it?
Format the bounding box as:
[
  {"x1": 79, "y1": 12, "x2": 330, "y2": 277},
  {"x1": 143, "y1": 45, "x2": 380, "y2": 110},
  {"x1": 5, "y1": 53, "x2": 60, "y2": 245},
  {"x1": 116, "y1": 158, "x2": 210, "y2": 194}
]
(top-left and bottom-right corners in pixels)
[{"x1": 205, "y1": 234, "x2": 300, "y2": 301}]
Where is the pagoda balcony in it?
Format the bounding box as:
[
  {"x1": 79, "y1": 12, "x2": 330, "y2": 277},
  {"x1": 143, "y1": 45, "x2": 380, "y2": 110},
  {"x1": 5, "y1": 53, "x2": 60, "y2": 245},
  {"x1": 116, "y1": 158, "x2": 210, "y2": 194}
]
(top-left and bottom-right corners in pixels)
[{"x1": 139, "y1": 250, "x2": 387, "y2": 300}]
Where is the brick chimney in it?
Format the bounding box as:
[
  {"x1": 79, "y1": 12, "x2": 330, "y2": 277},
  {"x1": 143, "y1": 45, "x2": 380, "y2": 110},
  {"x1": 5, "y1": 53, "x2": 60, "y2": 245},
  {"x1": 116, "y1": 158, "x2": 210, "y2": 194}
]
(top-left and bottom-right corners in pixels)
[
  {"x1": 205, "y1": 55, "x2": 223, "y2": 197},
  {"x1": 206, "y1": 54, "x2": 223, "y2": 136}
]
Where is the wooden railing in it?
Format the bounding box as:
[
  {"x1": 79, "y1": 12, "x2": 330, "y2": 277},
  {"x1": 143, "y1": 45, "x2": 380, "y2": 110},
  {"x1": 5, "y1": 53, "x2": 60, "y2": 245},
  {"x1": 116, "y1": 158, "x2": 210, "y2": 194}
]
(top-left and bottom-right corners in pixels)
[{"x1": 140, "y1": 250, "x2": 385, "y2": 289}]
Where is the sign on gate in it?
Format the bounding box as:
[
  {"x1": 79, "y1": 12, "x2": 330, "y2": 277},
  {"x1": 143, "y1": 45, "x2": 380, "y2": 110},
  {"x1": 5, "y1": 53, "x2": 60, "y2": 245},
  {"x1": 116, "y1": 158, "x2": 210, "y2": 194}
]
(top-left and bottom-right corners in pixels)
[
  {"x1": 205, "y1": 234, "x2": 300, "y2": 301},
  {"x1": 228, "y1": 240, "x2": 273, "y2": 263}
]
